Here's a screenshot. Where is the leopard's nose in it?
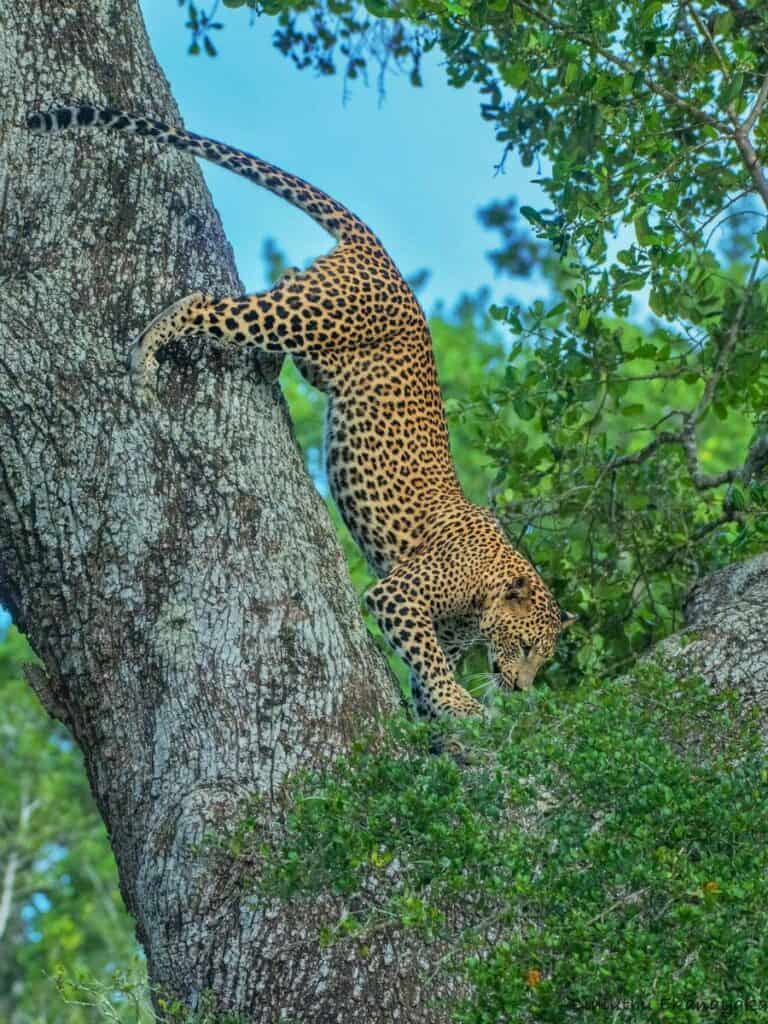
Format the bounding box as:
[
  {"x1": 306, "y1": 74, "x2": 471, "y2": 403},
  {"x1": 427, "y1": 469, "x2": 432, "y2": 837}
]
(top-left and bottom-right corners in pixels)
[{"x1": 492, "y1": 659, "x2": 500, "y2": 673}]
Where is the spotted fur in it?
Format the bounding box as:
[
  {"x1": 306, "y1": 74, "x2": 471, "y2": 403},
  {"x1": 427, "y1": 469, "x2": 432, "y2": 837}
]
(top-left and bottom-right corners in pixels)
[{"x1": 26, "y1": 103, "x2": 575, "y2": 718}]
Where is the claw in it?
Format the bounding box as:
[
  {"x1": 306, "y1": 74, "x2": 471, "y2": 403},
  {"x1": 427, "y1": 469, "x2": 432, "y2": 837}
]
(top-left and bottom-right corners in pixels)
[
  {"x1": 130, "y1": 349, "x2": 159, "y2": 391},
  {"x1": 127, "y1": 333, "x2": 159, "y2": 390},
  {"x1": 127, "y1": 335, "x2": 145, "y2": 376}
]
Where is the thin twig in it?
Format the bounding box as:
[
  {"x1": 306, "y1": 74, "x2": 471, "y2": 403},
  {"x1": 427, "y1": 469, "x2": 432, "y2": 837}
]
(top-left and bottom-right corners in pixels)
[
  {"x1": 680, "y1": 421, "x2": 739, "y2": 489},
  {"x1": 690, "y1": 252, "x2": 761, "y2": 424},
  {"x1": 0, "y1": 783, "x2": 37, "y2": 941},
  {"x1": 733, "y1": 127, "x2": 768, "y2": 209},
  {"x1": 604, "y1": 431, "x2": 683, "y2": 472},
  {"x1": 686, "y1": 4, "x2": 734, "y2": 96},
  {"x1": 744, "y1": 72, "x2": 768, "y2": 133}
]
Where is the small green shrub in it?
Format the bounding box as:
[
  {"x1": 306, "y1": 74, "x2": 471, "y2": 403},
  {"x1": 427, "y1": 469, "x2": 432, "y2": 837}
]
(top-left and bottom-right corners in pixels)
[{"x1": 241, "y1": 666, "x2": 768, "y2": 1023}]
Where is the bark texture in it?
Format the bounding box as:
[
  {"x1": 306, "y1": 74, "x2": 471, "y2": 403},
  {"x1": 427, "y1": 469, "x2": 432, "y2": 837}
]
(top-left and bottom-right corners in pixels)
[
  {"x1": 0, "y1": 3, "x2": 464, "y2": 1020},
  {"x1": 653, "y1": 552, "x2": 768, "y2": 738}
]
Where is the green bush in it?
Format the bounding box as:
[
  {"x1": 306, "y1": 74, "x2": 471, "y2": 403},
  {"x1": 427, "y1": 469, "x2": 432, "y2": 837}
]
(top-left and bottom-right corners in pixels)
[{"x1": 244, "y1": 666, "x2": 768, "y2": 1022}]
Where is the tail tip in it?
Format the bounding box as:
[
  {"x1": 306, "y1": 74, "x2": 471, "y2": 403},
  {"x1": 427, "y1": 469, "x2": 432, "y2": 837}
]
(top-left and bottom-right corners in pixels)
[
  {"x1": 25, "y1": 106, "x2": 102, "y2": 132},
  {"x1": 25, "y1": 111, "x2": 50, "y2": 132}
]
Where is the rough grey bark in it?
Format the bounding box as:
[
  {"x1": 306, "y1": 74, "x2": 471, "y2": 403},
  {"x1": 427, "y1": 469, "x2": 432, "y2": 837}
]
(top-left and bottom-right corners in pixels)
[
  {"x1": 0, "y1": 3, "x2": 468, "y2": 1020},
  {"x1": 652, "y1": 552, "x2": 768, "y2": 738}
]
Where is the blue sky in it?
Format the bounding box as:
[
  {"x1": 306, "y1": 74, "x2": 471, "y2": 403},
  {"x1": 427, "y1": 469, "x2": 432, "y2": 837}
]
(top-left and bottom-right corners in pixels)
[{"x1": 138, "y1": 1, "x2": 547, "y2": 312}]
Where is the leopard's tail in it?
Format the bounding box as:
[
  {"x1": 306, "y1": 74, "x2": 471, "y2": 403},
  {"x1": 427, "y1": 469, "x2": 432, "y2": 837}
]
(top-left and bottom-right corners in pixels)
[{"x1": 26, "y1": 104, "x2": 373, "y2": 245}]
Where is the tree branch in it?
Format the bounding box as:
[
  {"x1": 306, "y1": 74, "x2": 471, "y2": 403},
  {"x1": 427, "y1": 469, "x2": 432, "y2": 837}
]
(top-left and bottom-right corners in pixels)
[
  {"x1": 691, "y1": 253, "x2": 760, "y2": 426},
  {"x1": 0, "y1": 853, "x2": 17, "y2": 942},
  {"x1": 741, "y1": 431, "x2": 768, "y2": 483},
  {"x1": 686, "y1": 3, "x2": 734, "y2": 101},
  {"x1": 604, "y1": 430, "x2": 684, "y2": 471},
  {"x1": 733, "y1": 71, "x2": 768, "y2": 208},
  {"x1": 743, "y1": 72, "x2": 768, "y2": 133},
  {"x1": 23, "y1": 662, "x2": 70, "y2": 726},
  {"x1": 733, "y1": 126, "x2": 768, "y2": 209},
  {"x1": 0, "y1": 783, "x2": 36, "y2": 942}
]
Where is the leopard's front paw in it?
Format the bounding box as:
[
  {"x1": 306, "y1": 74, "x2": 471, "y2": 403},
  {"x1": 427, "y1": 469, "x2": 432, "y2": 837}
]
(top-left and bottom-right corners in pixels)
[
  {"x1": 431, "y1": 687, "x2": 487, "y2": 720},
  {"x1": 127, "y1": 291, "x2": 213, "y2": 388},
  {"x1": 127, "y1": 346, "x2": 159, "y2": 393}
]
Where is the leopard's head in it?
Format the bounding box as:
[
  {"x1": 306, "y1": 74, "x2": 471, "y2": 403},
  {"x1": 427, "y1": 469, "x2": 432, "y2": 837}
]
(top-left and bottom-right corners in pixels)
[{"x1": 480, "y1": 574, "x2": 576, "y2": 691}]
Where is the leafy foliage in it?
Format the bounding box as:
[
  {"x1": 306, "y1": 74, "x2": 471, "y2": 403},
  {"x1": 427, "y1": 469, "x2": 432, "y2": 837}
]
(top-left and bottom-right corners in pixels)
[
  {"x1": 0, "y1": 629, "x2": 143, "y2": 1022},
  {"x1": 179, "y1": 0, "x2": 431, "y2": 85},
  {"x1": 245, "y1": 667, "x2": 768, "y2": 1021},
  {"x1": 51, "y1": 968, "x2": 247, "y2": 1024}
]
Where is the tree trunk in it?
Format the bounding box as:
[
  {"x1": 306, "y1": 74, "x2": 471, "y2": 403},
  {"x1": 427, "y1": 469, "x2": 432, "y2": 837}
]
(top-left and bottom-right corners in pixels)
[
  {"x1": 0, "y1": 3, "x2": 464, "y2": 1019},
  {"x1": 652, "y1": 552, "x2": 768, "y2": 740}
]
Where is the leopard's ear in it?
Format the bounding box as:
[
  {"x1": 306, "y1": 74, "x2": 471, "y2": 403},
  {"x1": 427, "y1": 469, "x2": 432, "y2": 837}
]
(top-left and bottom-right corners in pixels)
[
  {"x1": 560, "y1": 609, "x2": 578, "y2": 630},
  {"x1": 504, "y1": 576, "x2": 532, "y2": 603}
]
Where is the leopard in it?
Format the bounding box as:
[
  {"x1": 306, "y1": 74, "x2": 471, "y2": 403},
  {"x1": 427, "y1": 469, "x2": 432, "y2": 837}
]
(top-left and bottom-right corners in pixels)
[{"x1": 26, "y1": 104, "x2": 576, "y2": 718}]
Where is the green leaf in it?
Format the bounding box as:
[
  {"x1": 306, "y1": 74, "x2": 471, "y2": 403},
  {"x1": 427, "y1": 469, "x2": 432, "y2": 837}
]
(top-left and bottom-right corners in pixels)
[
  {"x1": 502, "y1": 62, "x2": 529, "y2": 87},
  {"x1": 513, "y1": 396, "x2": 537, "y2": 420},
  {"x1": 621, "y1": 403, "x2": 644, "y2": 418},
  {"x1": 713, "y1": 11, "x2": 734, "y2": 36},
  {"x1": 364, "y1": 0, "x2": 391, "y2": 15},
  {"x1": 720, "y1": 71, "x2": 745, "y2": 109},
  {"x1": 648, "y1": 288, "x2": 667, "y2": 316},
  {"x1": 640, "y1": 0, "x2": 663, "y2": 27},
  {"x1": 519, "y1": 205, "x2": 545, "y2": 226},
  {"x1": 633, "y1": 211, "x2": 659, "y2": 247},
  {"x1": 625, "y1": 490, "x2": 651, "y2": 509},
  {"x1": 544, "y1": 302, "x2": 567, "y2": 319},
  {"x1": 728, "y1": 486, "x2": 746, "y2": 510}
]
